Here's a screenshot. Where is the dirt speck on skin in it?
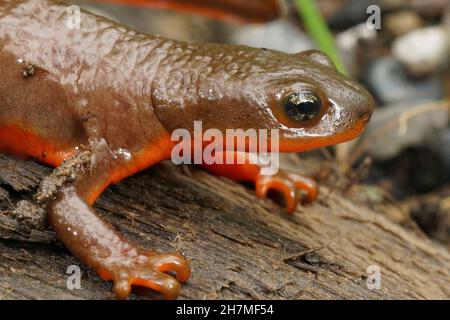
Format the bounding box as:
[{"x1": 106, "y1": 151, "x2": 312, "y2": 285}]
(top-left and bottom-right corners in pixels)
[
  {"x1": 22, "y1": 63, "x2": 36, "y2": 78},
  {"x1": 11, "y1": 200, "x2": 46, "y2": 230},
  {"x1": 36, "y1": 150, "x2": 91, "y2": 204}
]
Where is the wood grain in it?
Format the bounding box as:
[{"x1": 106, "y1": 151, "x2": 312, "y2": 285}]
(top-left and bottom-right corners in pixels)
[{"x1": 0, "y1": 154, "x2": 449, "y2": 299}]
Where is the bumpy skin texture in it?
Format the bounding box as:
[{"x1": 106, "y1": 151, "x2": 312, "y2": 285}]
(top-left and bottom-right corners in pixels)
[{"x1": 0, "y1": 0, "x2": 374, "y2": 299}]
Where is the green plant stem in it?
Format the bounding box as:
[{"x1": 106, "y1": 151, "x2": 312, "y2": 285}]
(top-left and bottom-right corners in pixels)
[{"x1": 295, "y1": 0, "x2": 347, "y2": 75}]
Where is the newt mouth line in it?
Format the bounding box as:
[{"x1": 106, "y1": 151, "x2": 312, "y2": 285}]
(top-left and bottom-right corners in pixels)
[{"x1": 170, "y1": 121, "x2": 281, "y2": 176}]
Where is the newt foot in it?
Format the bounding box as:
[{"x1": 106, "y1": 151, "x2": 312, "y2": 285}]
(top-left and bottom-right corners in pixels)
[
  {"x1": 255, "y1": 172, "x2": 318, "y2": 214},
  {"x1": 99, "y1": 251, "x2": 191, "y2": 299}
]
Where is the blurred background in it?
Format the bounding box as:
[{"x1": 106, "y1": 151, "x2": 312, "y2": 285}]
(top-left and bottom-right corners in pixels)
[{"x1": 72, "y1": 0, "x2": 450, "y2": 247}]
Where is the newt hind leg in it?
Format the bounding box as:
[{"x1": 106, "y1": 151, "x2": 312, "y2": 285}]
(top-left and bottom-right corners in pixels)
[
  {"x1": 200, "y1": 151, "x2": 318, "y2": 214},
  {"x1": 43, "y1": 141, "x2": 190, "y2": 299}
]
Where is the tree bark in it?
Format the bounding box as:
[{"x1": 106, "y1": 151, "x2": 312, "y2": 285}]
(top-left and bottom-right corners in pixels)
[{"x1": 0, "y1": 154, "x2": 449, "y2": 300}]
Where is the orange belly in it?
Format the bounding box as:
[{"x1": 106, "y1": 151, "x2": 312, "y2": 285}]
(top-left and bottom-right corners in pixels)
[
  {"x1": 0, "y1": 123, "x2": 175, "y2": 205},
  {"x1": 0, "y1": 124, "x2": 75, "y2": 167}
]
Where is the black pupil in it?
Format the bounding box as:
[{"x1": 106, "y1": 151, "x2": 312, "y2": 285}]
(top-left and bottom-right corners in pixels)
[{"x1": 284, "y1": 92, "x2": 321, "y2": 122}]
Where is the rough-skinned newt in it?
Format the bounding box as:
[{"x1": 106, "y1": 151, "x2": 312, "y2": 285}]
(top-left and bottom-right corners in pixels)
[{"x1": 0, "y1": 0, "x2": 374, "y2": 299}]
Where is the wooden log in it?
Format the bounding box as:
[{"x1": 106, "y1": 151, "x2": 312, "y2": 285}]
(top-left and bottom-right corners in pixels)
[{"x1": 0, "y1": 154, "x2": 449, "y2": 299}]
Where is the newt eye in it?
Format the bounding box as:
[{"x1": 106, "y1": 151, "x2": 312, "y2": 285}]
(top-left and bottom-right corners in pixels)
[{"x1": 284, "y1": 91, "x2": 321, "y2": 122}]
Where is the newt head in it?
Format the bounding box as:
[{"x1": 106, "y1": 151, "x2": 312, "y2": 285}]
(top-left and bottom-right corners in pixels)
[
  {"x1": 268, "y1": 49, "x2": 376, "y2": 152},
  {"x1": 153, "y1": 45, "x2": 375, "y2": 153}
]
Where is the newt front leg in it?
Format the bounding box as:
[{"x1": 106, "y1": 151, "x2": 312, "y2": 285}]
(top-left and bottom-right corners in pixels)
[
  {"x1": 201, "y1": 152, "x2": 317, "y2": 213},
  {"x1": 42, "y1": 142, "x2": 190, "y2": 299}
]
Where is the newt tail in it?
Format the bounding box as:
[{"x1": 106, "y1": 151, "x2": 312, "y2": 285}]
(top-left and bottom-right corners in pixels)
[{"x1": 92, "y1": 0, "x2": 283, "y2": 23}]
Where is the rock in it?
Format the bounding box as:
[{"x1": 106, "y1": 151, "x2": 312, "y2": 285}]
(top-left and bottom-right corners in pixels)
[
  {"x1": 384, "y1": 11, "x2": 425, "y2": 38},
  {"x1": 363, "y1": 100, "x2": 449, "y2": 161},
  {"x1": 364, "y1": 57, "x2": 443, "y2": 105},
  {"x1": 392, "y1": 26, "x2": 450, "y2": 76},
  {"x1": 410, "y1": 0, "x2": 450, "y2": 19},
  {"x1": 383, "y1": 0, "x2": 449, "y2": 19}
]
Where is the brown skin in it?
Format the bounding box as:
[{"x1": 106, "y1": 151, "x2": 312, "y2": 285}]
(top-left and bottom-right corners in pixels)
[{"x1": 0, "y1": 0, "x2": 374, "y2": 299}]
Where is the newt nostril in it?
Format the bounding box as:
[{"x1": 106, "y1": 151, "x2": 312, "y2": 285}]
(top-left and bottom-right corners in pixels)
[
  {"x1": 353, "y1": 85, "x2": 375, "y2": 123},
  {"x1": 361, "y1": 112, "x2": 372, "y2": 122},
  {"x1": 358, "y1": 99, "x2": 375, "y2": 123}
]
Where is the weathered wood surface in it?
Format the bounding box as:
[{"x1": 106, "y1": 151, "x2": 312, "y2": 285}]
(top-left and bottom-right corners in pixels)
[{"x1": 0, "y1": 153, "x2": 449, "y2": 300}]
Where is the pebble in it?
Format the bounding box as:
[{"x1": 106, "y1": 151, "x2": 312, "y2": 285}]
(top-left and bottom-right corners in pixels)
[
  {"x1": 392, "y1": 26, "x2": 450, "y2": 76},
  {"x1": 409, "y1": 0, "x2": 450, "y2": 19},
  {"x1": 384, "y1": 11, "x2": 424, "y2": 38},
  {"x1": 364, "y1": 57, "x2": 443, "y2": 105},
  {"x1": 383, "y1": 0, "x2": 448, "y2": 19},
  {"x1": 363, "y1": 100, "x2": 449, "y2": 161}
]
